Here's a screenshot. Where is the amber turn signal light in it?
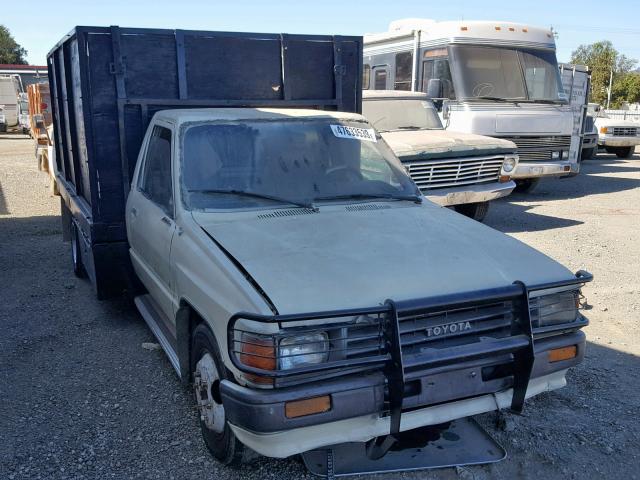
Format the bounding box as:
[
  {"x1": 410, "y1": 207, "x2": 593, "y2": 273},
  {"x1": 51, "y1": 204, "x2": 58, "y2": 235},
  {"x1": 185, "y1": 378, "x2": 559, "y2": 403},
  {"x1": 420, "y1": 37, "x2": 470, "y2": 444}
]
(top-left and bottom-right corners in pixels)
[
  {"x1": 499, "y1": 175, "x2": 511, "y2": 183},
  {"x1": 548, "y1": 345, "x2": 577, "y2": 363},
  {"x1": 240, "y1": 335, "x2": 276, "y2": 385},
  {"x1": 285, "y1": 395, "x2": 331, "y2": 418}
]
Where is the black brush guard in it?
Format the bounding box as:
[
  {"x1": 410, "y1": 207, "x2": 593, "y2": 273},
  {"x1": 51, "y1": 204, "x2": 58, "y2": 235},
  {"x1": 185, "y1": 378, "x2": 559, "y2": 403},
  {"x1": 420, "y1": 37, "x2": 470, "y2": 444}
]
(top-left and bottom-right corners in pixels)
[{"x1": 227, "y1": 271, "x2": 592, "y2": 455}]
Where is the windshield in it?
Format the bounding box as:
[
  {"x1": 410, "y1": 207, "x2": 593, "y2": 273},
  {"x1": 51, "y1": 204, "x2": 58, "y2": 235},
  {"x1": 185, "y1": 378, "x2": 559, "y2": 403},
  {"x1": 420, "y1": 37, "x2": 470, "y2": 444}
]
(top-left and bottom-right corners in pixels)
[
  {"x1": 450, "y1": 45, "x2": 565, "y2": 102},
  {"x1": 362, "y1": 99, "x2": 443, "y2": 132},
  {"x1": 181, "y1": 119, "x2": 419, "y2": 210}
]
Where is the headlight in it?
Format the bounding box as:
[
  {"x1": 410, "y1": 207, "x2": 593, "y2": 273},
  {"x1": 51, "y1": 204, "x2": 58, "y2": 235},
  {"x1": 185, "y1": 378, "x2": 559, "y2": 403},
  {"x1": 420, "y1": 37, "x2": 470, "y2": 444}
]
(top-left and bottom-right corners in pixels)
[
  {"x1": 562, "y1": 150, "x2": 569, "y2": 159},
  {"x1": 279, "y1": 333, "x2": 329, "y2": 370},
  {"x1": 551, "y1": 151, "x2": 561, "y2": 159},
  {"x1": 502, "y1": 155, "x2": 518, "y2": 173},
  {"x1": 530, "y1": 290, "x2": 579, "y2": 328}
]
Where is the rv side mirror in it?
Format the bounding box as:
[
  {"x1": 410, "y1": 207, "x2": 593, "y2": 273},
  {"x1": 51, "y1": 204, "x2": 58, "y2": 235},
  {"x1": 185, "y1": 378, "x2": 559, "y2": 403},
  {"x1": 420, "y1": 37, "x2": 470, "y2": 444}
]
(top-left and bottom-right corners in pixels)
[
  {"x1": 442, "y1": 100, "x2": 450, "y2": 120},
  {"x1": 426, "y1": 79, "x2": 443, "y2": 99}
]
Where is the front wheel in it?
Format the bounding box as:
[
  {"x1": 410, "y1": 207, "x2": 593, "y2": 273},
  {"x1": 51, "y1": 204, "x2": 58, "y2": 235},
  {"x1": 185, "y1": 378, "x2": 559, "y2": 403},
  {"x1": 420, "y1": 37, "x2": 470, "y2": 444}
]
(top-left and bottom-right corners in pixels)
[
  {"x1": 454, "y1": 201, "x2": 490, "y2": 222},
  {"x1": 581, "y1": 147, "x2": 596, "y2": 160},
  {"x1": 514, "y1": 178, "x2": 540, "y2": 193},
  {"x1": 191, "y1": 324, "x2": 254, "y2": 466},
  {"x1": 614, "y1": 146, "x2": 634, "y2": 159}
]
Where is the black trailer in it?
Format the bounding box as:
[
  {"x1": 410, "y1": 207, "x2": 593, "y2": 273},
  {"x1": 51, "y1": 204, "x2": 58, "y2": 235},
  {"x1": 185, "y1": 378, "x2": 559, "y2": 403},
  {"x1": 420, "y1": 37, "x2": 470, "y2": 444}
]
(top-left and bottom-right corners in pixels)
[{"x1": 48, "y1": 26, "x2": 363, "y2": 298}]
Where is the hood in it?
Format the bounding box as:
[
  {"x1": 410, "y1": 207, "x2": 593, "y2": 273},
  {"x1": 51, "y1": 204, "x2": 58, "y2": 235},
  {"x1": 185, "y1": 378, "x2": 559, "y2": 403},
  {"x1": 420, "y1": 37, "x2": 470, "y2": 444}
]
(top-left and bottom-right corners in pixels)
[
  {"x1": 381, "y1": 130, "x2": 516, "y2": 160},
  {"x1": 595, "y1": 117, "x2": 639, "y2": 128},
  {"x1": 193, "y1": 203, "x2": 573, "y2": 314}
]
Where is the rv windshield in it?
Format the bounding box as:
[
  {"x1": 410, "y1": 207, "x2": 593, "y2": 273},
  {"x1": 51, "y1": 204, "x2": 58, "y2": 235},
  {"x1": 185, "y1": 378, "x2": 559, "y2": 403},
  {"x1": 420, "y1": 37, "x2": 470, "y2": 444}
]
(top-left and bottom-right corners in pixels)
[
  {"x1": 450, "y1": 45, "x2": 565, "y2": 103},
  {"x1": 181, "y1": 119, "x2": 420, "y2": 210},
  {"x1": 363, "y1": 99, "x2": 443, "y2": 132}
]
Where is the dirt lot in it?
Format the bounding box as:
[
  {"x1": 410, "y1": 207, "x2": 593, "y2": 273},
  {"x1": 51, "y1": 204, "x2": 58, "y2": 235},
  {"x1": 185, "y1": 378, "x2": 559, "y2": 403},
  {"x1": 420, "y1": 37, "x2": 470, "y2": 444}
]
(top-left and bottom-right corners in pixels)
[{"x1": 1, "y1": 134, "x2": 639, "y2": 479}]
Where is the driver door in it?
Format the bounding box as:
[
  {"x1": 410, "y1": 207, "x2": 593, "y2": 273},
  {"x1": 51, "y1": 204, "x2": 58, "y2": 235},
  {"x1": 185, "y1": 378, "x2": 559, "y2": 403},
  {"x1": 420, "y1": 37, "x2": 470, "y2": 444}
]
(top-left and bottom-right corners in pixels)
[{"x1": 127, "y1": 124, "x2": 177, "y2": 322}]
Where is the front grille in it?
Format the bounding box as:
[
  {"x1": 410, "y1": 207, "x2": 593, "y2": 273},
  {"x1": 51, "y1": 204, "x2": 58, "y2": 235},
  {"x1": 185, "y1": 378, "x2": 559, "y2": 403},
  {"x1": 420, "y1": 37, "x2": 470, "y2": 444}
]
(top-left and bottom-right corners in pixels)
[
  {"x1": 405, "y1": 155, "x2": 504, "y2": 191},
  {"x1": 498, "y1": 135, "x2": 571, "y2": 162},
  {"x1": 584, "y1": 116, "x2": 594, "y2": 133},
  {"x1": 398, "y1": 301, "x2": 513, "y2": 365},
  {"x1": 612, "y1": 127, "x2": 637, "y2": 136}
]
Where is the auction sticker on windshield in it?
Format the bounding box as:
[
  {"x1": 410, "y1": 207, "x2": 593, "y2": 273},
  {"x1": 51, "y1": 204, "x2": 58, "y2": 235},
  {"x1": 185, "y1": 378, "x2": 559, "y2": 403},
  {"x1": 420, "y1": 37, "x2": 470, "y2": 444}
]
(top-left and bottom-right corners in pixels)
[{"x1": 330, "y1": 124, "x2": 377, "y2": 142}]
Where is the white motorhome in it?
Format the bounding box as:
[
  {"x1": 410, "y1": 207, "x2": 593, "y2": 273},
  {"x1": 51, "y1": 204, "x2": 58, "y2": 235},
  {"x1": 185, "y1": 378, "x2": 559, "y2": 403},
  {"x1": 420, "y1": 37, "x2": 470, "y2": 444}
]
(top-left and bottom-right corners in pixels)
[{"x1": 364, "y1": 19, "x2": 578, "y2": 192}]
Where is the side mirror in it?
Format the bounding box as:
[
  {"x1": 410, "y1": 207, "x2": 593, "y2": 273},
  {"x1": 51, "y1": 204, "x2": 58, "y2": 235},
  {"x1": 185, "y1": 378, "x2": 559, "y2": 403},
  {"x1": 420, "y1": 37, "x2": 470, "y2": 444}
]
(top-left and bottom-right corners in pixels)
[
  {"x1": 426, "y1": 79, "x2": 443, "y2": 99},
  {"x1": 442, "y1": 100, "x2": 450, "y2": 121}
]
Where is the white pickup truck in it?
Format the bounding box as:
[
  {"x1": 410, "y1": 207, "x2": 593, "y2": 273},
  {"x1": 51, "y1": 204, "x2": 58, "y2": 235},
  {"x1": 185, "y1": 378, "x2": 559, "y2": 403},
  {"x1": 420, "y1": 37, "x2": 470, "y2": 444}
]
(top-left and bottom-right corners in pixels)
[
  {"x1": 590, "y1": 104, "x2": 640, "y2": 158},
  {"x1": 123, "y1": 107, "x2": 591, "y2": 462},
  {"x1": 362, "y1": 91, "x2": 518, "y2": 221}
]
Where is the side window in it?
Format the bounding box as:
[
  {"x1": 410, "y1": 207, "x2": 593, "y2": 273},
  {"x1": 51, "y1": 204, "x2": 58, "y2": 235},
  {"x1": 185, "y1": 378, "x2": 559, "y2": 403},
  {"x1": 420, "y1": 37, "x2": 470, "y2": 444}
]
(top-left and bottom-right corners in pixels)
[
  {"x1": 394, "y1": 52, "x2": 413, "y2": 91},
  {"x1": 139, "y1": 126, "x2": 173, "y2": 215},
  {"x1": 421, "y1": 54, "x2": 456, "y2": 99},
  {"x1": 374, "y1": 69, "x2": 388, "y2": 90},
  {"x1": 363, "y1": 64, "x2": 371, "y2": 90}
]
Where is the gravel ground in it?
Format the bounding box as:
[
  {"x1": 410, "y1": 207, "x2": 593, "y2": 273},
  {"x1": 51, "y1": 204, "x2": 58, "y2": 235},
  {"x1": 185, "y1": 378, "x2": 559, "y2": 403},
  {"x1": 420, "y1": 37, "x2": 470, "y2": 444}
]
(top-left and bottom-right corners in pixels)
[{"x1": 1, "y1": 133, "x2": 639, "y2": 479}]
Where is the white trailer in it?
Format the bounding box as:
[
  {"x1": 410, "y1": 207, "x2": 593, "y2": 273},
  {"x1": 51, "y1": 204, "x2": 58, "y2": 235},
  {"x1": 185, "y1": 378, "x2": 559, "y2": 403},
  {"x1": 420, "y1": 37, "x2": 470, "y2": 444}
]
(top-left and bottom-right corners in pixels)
[{"x1": 364, "y1": 19, "x2": 579, "y2": 192}]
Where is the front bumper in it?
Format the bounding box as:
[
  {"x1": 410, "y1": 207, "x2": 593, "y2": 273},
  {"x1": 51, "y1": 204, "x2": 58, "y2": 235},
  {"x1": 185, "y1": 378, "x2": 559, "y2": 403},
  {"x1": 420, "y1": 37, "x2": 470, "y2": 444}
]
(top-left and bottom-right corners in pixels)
[
  {"x1": 511, "y1": 161, "x2": 577, "y2": 179},
  {"x1": 598, "y1": 135, "x2": 640, "y2": 147},
  {"x1": 424, "y1": 180, "x2": 515, "y2": 207},
  {"x1": 582, "y1": 134, "x2": 598, "y2": 148},
  {"x1": 221, "y1": 329, "x2": 586, "y2": 458}
]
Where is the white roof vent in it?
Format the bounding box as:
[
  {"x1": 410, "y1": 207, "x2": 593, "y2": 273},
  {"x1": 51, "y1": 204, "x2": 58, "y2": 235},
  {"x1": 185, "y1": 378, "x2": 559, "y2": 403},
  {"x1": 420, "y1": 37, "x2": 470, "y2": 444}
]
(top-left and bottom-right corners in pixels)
[{"x1": 388, "y1": 18, "x2": 436, "y2": 32}]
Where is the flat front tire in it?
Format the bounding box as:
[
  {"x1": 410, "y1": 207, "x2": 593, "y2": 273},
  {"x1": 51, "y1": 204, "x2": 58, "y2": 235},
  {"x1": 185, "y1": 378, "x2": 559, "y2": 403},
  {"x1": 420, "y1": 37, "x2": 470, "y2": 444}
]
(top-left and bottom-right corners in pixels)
[{"x1": 190, "y1": 324, "x2": 254, "y2": 466}]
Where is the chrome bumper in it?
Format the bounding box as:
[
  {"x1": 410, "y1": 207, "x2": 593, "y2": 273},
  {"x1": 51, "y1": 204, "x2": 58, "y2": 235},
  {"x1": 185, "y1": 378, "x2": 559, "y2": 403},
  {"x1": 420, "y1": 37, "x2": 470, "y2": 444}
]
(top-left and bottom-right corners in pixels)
[
  {"x1": 424, "y1": 180, "x2": 515, "y2": 207},
  {"x1": 598, "y1": 135, "x2": 640, "y2": 147},
  {"x1": 511, "y1": 161, "x2": 577, "y2": 179}
]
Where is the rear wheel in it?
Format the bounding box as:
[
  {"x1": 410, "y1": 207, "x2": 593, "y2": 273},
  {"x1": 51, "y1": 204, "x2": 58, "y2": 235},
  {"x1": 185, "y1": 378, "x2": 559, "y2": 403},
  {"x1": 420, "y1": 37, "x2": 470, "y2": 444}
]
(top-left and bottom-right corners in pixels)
[
  {"x1": 454, "y1": 201, "x2": 490, "y2": 222},
  {"x1": 70, "y1": 222, "x2": 86, "y2": 278},
  {"x1": 514, "y1": 178, "x2": 540, "y2": 193},
  {"x1": 191, "y1": 324, "x2": 254, "y2": 466}
]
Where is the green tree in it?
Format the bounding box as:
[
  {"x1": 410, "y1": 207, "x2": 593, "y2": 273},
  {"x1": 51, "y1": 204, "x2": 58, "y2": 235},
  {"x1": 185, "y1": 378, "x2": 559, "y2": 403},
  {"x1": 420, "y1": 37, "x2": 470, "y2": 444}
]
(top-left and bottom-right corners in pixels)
[
  {"x1": 570, "y1": 40, "x2": 636, "y2": 107},
  {"x1": 0, "y1": 25, "x2": 28, "y2": 64},
  {"x1": 612, "y1": 72, "x2": 640, "y2": 107}
]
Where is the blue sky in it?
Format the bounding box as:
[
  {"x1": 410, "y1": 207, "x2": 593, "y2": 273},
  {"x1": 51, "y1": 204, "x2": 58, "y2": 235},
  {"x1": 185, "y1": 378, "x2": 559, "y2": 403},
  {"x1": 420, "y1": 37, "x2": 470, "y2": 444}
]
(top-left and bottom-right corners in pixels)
[{"x1": 3, "y1": 0, "x2": 640, "y2": 66}]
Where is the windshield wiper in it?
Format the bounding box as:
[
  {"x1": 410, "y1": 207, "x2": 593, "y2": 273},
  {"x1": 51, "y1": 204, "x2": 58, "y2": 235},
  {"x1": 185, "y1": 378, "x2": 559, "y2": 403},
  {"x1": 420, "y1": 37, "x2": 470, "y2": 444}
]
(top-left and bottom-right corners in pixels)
[
  {"x1": 527, "y1": 98, "x2": 567, "y2": 105},
  {"x1": 396, "y1": 126, "x2": 424, "y2": 130},
  {"x1": 470, "y1": 96, "x2": 526, "y2": 103},
  {"x1": 188, "y1": 189, "x2": 316, "y2": 210},
  {"x1": 315, "y1": 193, "x2": 423, "y2": 204}
]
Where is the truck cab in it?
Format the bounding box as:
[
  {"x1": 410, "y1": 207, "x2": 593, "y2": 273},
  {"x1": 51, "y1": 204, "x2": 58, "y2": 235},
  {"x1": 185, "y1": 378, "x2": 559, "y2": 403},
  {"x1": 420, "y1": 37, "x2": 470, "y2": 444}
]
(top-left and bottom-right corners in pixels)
[
  {"x1": 362, "y1": 90, "x2": 518, "y2": 221},
  {"x1": 124, "y1": 106, "x2": 591, "y2": 462}
]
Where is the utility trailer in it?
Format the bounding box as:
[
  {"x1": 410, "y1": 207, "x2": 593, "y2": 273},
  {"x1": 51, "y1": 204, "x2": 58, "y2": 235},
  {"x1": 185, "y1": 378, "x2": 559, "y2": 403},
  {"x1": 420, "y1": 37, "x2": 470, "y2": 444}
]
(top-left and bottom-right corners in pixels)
[{"x1": 48, "y1": 26, "x2": 362, "y2": 299}]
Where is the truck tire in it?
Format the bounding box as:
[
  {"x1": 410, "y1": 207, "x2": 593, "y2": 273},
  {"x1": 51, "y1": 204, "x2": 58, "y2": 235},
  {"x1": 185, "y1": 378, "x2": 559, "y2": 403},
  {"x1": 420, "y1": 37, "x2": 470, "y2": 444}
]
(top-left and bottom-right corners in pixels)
[
  {"x1": 614, "y1": 146, "x2": 634, "y2": 159},
  {"x1": 191, "y1": 324, "x2": 256, "y2": 466},
  {"x1": 581, "y1": 147, "x2": 596, "y2": 160},
  {"x1": 70, "y1": 222, "x2": 87, "y2": 278},
  {"x1": 454, "y1": 201, "x2": 490, "y2": 222},
  {"x1": 514, "y1": 178, "x2": 540, "y2": 193}
]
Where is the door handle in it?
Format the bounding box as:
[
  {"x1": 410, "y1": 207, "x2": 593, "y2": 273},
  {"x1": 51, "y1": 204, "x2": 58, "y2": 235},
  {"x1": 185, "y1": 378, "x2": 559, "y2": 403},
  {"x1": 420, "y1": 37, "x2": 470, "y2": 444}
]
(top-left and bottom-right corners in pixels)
[
  {"x1": 161, "y1": 216, "x2": 172, "y2": 226},
  {"x1": 131, "y1": 207, "x2": 137, "y2": 217}
]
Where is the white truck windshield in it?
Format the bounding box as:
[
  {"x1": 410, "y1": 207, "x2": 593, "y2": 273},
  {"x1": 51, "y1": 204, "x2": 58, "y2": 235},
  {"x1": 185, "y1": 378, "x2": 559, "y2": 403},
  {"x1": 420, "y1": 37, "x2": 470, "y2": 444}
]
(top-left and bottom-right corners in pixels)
[
  {"x1": 181, "y1": 119, "x2": 420, "y2": 210},
  {"x1": 363, "y1": 99, "x2": 443, "y2": 132},
  {"x1": 450, "y1": 45, "x2": 565, "y2": 102}
]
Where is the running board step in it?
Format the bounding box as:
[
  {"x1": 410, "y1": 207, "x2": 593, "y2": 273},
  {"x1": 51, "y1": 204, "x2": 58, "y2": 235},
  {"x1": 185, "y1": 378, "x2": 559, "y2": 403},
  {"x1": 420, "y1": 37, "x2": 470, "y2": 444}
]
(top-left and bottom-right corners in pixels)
[
  {"x1": 134, "y1": 295, "x2": 181, "y2": 378},
  {"x1": 301, "y1": 417, "x2": 505, "y2": 478}
]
